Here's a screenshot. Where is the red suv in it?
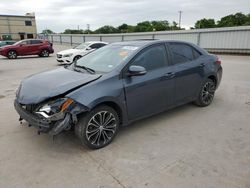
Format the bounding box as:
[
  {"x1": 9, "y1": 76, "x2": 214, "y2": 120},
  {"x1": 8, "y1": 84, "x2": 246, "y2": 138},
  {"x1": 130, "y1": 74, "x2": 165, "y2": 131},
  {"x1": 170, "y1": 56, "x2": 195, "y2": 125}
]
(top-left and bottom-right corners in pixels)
[{"x1": 0, "y1": 39, "x2": 54, "y2": 59}]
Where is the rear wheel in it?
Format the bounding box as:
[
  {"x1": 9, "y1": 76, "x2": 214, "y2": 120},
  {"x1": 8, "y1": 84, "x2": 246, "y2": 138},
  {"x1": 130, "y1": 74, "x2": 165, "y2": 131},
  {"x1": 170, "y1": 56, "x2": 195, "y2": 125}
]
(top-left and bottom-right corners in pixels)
[
  {"x1": 195, "y1": 78, "x2": 216, "y2": 107},
  {"x1": 75, "y1": 105, "x2": 119, "y2": 149},
  {"x1": 40, "y1": 49, "x2": 49, "y2": 57},
  {"x1": 7, "y1": 50, "x2": 17, "y2": 59}
]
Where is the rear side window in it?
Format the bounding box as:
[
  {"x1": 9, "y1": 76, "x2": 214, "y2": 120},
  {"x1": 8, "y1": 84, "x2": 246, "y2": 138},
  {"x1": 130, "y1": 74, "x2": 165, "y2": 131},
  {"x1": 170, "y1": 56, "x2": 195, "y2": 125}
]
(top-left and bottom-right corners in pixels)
[
  {"x1": 169, "y1": 43, "x2": 200, "y2": 64},
  {"x1": 132, "y1": 44, "x2": 168, "y2": 71},
  {"x1": 30, "y1": 40, "x2": 43, "y2": 44}
]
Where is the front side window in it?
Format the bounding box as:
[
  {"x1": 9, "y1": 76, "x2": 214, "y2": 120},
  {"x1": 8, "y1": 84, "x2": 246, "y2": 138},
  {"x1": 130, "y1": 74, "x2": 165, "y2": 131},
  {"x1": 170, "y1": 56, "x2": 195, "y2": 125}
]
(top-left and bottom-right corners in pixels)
[
  {"x1": 90, "y1": 43, "x2": 106, "y2": 49},
  {"x1": 132, "y1": 45, "x2": 168, "y2": 71},
  {"x1": 74, "y1": 42, "x2": 90, "y2": 49},
  {"x1": 170, "y1": 43, "x2": 197, "y2": 64},
  {"x1": 76, "y1": 45, "x2": 138, "y2": 73}
]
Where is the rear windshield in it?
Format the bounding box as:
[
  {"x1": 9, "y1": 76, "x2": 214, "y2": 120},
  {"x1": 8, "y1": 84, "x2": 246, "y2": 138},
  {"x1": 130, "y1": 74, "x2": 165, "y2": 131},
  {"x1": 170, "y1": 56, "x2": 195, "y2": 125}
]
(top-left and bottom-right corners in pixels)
[{"x1": 76, "y1": 45, "x2": 139, "y2": 73}]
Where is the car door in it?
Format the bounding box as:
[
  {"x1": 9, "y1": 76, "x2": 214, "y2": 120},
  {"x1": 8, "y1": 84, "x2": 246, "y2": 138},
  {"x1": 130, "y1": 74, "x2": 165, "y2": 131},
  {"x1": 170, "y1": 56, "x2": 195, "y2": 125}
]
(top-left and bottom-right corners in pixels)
[
  {"x1": 17, "y1": 41, "x2": 30, "y2": 55},
  {"x1": 123, "y1": 44, "x2": 175, "y2": 121},
  {"x1": 168, "y1": 42, "x2": 204, "y2": 105},
  {"x1": 27, "y1": 40, "x2": 42, "y2": 55}
]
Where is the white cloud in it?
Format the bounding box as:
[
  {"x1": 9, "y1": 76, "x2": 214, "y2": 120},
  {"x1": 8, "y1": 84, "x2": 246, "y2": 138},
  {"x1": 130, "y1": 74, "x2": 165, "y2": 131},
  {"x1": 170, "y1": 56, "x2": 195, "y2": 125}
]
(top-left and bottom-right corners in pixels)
[{"x1": 0, "y1": 0, "x2": 249, "y2": 32}]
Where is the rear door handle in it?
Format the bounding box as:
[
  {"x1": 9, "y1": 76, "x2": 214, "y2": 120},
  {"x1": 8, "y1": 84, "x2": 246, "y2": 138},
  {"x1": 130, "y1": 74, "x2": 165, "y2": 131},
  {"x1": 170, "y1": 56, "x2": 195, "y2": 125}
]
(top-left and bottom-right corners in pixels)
[
  {"x1": 199, "y1": 63, "x2": 205, "y2": 67},
  {"x1": 161, "y1": 72, "x2": 175, "y2": 79}
]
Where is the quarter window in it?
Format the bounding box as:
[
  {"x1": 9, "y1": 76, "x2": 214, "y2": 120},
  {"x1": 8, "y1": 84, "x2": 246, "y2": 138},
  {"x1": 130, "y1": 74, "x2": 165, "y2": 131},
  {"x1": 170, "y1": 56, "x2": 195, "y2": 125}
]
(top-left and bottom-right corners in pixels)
[
  {"x1": 132, "y1": 45, "x2": 168, "y2": 71},
  {"x1": 170, "y1": 43, "x2": 200, "y2": 64}
]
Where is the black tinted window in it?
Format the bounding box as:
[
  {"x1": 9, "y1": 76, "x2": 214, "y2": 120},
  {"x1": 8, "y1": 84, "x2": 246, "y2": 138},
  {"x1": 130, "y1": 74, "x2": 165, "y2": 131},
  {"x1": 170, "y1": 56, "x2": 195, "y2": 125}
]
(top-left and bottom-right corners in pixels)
[
  {"x1": 30, "y1": 40, "x2": 42, "y2": 44},
  {"x1": 193, "y1": 49, "x2": 201, "y2": 59},
  {"x1": 170, "y1": 43, "x2": 196, "y2": 64},
  {"x1": 90, "y1": 43, "x2": 106, "y2": 49},
  {"x1": 132, "y1": 45, "x2": 168, "y2": 71}
]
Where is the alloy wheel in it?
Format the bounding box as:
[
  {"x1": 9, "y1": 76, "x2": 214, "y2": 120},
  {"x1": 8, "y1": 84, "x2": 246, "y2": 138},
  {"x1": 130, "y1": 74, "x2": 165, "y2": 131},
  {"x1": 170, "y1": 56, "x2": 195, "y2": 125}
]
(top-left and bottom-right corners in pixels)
[
  {"x1": 41, "y1": 50, "x2": 49, "y2": 57},
  {"x1": 201, "y1": 81, "x2": 215, "y2": 105},
  {"x1": 8, "y1": 51, "x2": 17, "y2": 59},
  {"x1": 86, "y1": 111, "x2": 117, "y2": 147}
]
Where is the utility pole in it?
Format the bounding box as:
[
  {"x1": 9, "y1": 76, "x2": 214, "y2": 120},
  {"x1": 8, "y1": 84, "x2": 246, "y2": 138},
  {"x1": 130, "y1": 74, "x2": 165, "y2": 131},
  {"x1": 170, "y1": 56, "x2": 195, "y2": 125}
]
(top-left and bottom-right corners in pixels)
[
  {"x1": 86, "y1": 24, "x2": 90, "y2": 34},
  {"x1": 178, "y1": 11, "x2": 182, "y2": 29}
]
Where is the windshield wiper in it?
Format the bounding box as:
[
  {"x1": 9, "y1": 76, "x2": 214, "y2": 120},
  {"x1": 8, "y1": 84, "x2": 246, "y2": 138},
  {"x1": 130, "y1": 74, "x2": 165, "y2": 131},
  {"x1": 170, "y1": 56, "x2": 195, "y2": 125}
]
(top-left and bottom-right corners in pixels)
[{"x1": 74, "y1": 64, "x2": 95, "y2": 74}]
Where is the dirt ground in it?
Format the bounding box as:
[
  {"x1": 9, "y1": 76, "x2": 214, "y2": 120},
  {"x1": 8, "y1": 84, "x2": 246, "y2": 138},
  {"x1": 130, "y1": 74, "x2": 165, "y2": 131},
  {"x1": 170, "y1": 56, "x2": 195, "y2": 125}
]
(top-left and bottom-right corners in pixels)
[{"x1": 0, "y1": 45, "x2": 250, "y2": 188}]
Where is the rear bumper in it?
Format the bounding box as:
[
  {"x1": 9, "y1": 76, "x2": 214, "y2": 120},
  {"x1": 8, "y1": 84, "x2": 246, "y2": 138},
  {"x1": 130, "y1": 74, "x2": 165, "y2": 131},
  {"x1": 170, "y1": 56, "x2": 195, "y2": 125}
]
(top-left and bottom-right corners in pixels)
[{"x1": 216, "y1": 67, "x2": 223, "y2": 89}]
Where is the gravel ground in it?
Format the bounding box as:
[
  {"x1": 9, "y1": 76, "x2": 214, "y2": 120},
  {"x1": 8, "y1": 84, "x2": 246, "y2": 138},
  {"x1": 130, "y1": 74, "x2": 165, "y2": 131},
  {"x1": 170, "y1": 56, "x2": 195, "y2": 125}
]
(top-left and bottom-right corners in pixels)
[{"x1": 0, "y1": 45, "x2": 250, "y2": 188}]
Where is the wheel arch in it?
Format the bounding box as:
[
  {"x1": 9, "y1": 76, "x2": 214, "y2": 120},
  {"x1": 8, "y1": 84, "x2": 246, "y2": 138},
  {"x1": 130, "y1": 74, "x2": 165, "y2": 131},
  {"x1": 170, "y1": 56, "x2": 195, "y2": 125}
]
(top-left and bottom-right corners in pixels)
[
  {"x1": 92, "y1": 101, "x2": 123, "y2": 125},
  {"x1": 207, "y1": 74, "x2": 217, "y2": 87}
]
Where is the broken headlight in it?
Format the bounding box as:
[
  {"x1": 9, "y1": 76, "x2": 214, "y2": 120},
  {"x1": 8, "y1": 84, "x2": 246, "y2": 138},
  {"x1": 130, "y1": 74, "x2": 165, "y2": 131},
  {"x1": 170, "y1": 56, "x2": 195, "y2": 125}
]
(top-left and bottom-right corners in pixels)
[{"x1": 36, "y1": 98, "x2": 74, "y2": 118}]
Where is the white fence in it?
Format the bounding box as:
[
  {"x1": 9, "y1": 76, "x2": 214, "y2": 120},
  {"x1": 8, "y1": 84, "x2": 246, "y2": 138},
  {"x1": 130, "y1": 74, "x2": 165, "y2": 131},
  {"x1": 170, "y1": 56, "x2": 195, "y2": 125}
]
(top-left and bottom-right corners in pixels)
[{"x1": 44, "y1": 26, "x2": 250, "y2": 54}]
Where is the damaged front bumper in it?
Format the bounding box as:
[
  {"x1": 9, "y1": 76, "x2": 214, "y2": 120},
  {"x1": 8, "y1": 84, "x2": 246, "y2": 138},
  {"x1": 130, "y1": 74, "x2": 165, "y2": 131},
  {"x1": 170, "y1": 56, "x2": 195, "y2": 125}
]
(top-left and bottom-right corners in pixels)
[{"x1": 14, "y1": 99, "x2": 88, "y2": 135}]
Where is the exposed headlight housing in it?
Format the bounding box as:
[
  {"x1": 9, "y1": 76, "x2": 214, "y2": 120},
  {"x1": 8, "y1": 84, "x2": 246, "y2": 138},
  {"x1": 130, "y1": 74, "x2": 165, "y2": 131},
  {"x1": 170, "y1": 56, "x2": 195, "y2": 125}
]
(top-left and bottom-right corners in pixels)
[
  {"x1": 36, "y1": 98, "x2": 74, "y2": 118},
  {"x1": 63, "y1": 53, "x2": 73, "y2": 57}
]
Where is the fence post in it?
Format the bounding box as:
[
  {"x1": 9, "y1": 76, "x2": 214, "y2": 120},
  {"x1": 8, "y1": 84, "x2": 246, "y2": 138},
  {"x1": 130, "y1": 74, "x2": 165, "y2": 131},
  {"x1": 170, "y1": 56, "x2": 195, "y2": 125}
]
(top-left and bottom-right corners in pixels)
[
  {"x1": 51, "y1": 35, "x2": 53, "y2": 43},
  {"x1": 60, "y1": 35, "x2": 62, "y2": 44},
  {"x1": 100, "y1": 36, "x2": 102, "y2": 41},
  {"x1": 70, "y1": 35, "x2": 73, "y2": 46},
  {"x1": 152, "y1": 34, "x2": 155, "y2": 39},
  {"x1": 197, "y1": 32, "x2": 201, "y2": 46},
  {"x1": 83, "y1": 36, "x2": 85, "y2": 42},
  {"x1": 121, "y1": 35, "x2": 124, "y2": 41}
]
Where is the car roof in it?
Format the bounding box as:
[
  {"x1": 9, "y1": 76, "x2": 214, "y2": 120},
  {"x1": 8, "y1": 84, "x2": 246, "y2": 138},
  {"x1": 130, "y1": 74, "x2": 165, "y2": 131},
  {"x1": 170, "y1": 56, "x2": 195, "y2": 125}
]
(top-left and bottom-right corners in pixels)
[
  {"x1": 86, "y1": 41, "x2": 108, "y2": 44},
  {"x1": 111, "y1": 39, "x2": 207, "y2": 54},
  {"x1": 112, "y1": 39, "x2": 195, "y2": 46}
]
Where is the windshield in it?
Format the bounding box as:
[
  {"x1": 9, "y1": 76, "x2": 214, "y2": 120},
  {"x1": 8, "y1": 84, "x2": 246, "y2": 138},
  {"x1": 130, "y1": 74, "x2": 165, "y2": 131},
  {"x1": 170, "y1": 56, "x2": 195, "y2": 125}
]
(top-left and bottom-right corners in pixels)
[
  {"x1": 74, "y1": 42, "x2": 91, "y2": 49},
  {"x1": 75, "y1": 44, "x2": 139, "y2": 73}
]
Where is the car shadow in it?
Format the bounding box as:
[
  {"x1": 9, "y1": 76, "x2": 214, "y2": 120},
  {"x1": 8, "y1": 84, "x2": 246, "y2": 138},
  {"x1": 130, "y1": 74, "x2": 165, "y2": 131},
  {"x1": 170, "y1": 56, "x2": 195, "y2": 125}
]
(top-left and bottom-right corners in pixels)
[
  {"x1": 27, "y1": 103, "x2": 197, "y2": 153},
  {"x1": 0, "y1": 55, "x2": 55, "y2": 60}
]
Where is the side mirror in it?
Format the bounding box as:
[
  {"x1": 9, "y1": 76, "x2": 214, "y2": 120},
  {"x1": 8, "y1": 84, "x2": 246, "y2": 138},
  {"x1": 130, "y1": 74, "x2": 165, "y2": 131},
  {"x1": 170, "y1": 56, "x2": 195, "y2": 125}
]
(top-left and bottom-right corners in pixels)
[{"x1": 127, "y1": 65, "x2": 147, "y2": 77}]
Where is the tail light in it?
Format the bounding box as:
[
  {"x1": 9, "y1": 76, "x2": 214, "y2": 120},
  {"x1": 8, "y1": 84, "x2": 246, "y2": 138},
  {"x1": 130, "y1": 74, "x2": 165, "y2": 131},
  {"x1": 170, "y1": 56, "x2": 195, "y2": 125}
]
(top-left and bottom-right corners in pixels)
[
  {"x1": 215, "y1": 60, "x2": 221, "y2": 65},
  {"x1": 215, "y1": 56, "x2": 221, "y2": 65}
]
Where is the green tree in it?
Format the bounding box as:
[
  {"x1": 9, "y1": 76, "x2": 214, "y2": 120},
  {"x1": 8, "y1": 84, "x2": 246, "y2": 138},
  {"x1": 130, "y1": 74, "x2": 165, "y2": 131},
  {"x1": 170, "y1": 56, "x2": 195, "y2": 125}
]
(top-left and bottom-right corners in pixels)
[
  {"x1": 217, "y1": 12, "x2": 248, "y2": 27},
  {"x1": 134, "y1": 21, "x2": 153, "y2": 32},
  {"x1": 170, "y1": 21, "x2": 180, "y2": 30},
  {"x1": 151, "y1": 20, "x2": 170, "y2": 31},
  {"x1": 195, "y1": 18, "x2": 216, "y2": 28},
  {"x1": 117, "y1": 23, "x2": 135, "y2": 33},
  {"x1": 94, "y1": 25, "x2": 119, "y2": 34},
  {"x1": 63, "y1": 29, "x2": 84, "y2": 34},
  {"x1": 42, "y1": 29, "x2": 54, "y2": 34}
]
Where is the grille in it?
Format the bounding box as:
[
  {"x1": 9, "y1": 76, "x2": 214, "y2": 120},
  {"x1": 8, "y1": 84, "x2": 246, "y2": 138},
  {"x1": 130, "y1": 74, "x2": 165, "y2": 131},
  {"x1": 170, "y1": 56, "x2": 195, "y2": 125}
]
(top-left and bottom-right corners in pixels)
[
  {"x1": 57, "y1": 54, "x2": 62, "y2": 58},
  {"x1": 21, "y1": 104, "x2": 37, "y2": 113}
]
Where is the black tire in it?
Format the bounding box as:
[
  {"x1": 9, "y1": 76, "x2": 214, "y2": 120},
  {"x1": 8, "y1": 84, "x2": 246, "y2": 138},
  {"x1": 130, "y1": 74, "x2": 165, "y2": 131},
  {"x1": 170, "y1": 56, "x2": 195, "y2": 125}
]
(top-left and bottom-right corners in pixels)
[
  {"x1": 7, "y1": 50, "x2": 17, "y2": 59},
  {"x1": 40, "y1": 49, "x2": 49, "y2": 57},
  {"x1": 194, "y1": 78, "x2": 216, "y2": 107},
  {"x1": 75, "y1": 105, "x2": 120, "y2": 149},
  {"x1": 73, "y1": 55, "x2": 82, "y2": 62}
]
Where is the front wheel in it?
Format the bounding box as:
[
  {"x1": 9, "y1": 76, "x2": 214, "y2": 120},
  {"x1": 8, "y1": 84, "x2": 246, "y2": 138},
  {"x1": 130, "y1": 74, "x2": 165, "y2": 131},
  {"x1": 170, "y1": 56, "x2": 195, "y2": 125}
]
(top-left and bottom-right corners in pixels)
[
  {"x1": 194, "y1": 78, "x2": 216, "y2": 107},
  {"x1": 73, "y1": 55, "x2": 82, "y2": 62},
  {"x1": 75, "y1": 105, "x2": 120, "y2": 149},
  {"x1": 7, "y1": 50, "x2": 17, "y2": 59}
]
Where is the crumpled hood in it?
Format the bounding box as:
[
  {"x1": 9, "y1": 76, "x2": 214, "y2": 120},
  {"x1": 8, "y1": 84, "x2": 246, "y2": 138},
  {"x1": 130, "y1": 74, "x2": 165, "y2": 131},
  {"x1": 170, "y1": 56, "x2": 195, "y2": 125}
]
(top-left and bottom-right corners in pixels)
[{"x1": 17, "y1": 67, "x2": 101, "y2": 104}]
